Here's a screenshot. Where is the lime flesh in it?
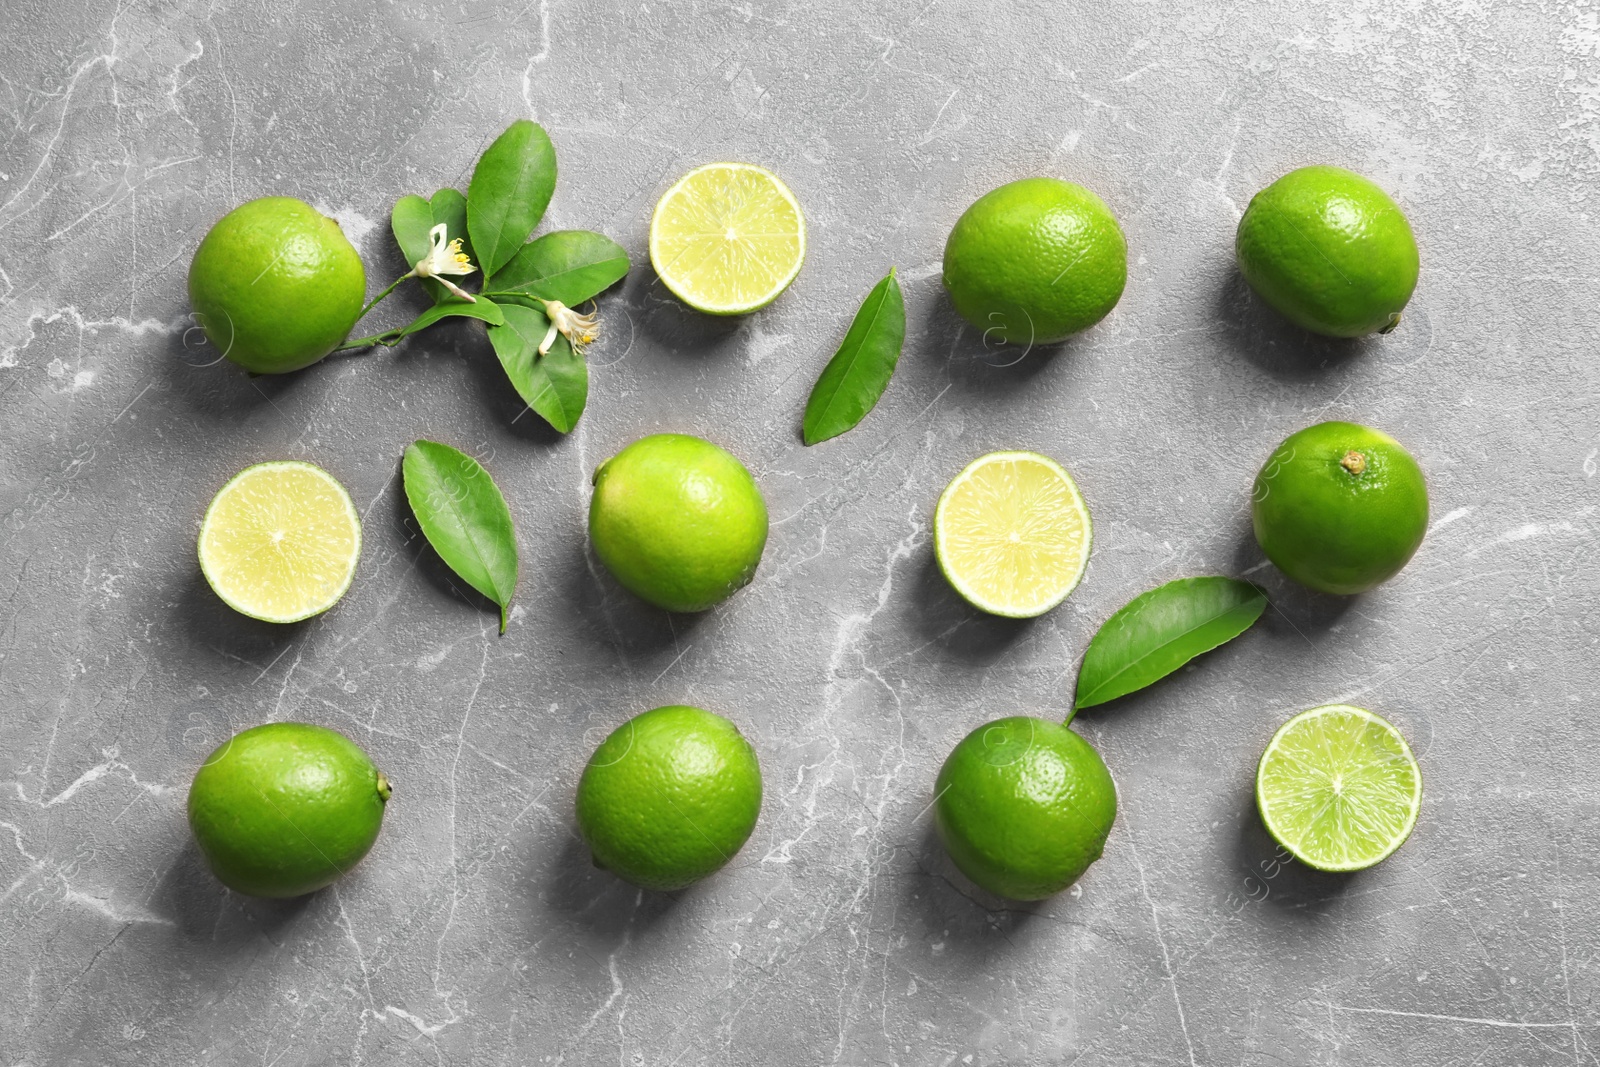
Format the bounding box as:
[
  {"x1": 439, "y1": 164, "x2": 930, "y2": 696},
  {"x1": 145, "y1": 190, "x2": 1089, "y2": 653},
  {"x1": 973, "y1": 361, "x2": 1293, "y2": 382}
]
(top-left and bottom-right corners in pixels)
[
  {"x1": 198, "y1": 460, "x2": 362, "y2": 623},
  {"x1": 649, "y1": 163, "x2": 806, "y2": 315},
  {"x1": 1256, "y1": 704, "x2": 1421, "y2": 872},
  {"x1": 934, "y1": 451, "x2": 1092, "y2": 618}
]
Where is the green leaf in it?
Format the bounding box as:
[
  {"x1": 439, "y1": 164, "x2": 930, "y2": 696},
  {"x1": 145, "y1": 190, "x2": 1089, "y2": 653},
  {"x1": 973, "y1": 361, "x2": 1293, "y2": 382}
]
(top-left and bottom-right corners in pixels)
[
  {"x1": 486, "y1": 302, "x2": 588, "y2": 433},
  {"x1": 1072, "y1": 577, "x2": 1268, "y2": 713},
  {"x1": 467, "y1": 119, "x2": 558, "y2": 282},
  {"x1": 402, "y1": 439, "x2": 520, "y2": 633},
  {"x1": 391, "y1": 194, "x2": 433, "y2": 264},
  {"x1": 393, "y1": 297, "x2": 505, "y2": 341},
  {"x1": 486, "y1": 230, "x2": 630, "y2": 306},
  {"x1": 802, "y1": 268, "x2": 905, "y2": 445},
  {"x1": 391, "y1": 189, "x2": 476, "y2": 305}
]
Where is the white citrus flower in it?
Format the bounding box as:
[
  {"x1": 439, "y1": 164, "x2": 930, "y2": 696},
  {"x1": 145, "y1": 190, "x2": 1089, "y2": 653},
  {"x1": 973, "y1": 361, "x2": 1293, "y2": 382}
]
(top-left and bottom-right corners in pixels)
[
  {"x1": 538, "y1": 299, "x2": 600, "y2": 356},
  {"x1": 411, "y1": 223, "x2": 477, "y2": 302}
]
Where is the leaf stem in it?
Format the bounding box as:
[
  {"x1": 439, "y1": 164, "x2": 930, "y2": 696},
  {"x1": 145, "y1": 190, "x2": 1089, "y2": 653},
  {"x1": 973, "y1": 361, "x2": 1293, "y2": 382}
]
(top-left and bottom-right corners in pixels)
[
  {"x1": 355, "y1": 273, "x2": 413, "y2": 324},
  {"x1": 336, "y1": 327, "x2": 407, "y2": 352}
]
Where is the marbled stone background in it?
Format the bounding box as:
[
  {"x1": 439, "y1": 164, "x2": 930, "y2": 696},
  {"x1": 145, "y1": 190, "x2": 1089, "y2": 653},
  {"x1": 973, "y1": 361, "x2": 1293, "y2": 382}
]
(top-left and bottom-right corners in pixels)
[{"x1": 2, "y1": 1, "x2": 1597, "y2": 1063}]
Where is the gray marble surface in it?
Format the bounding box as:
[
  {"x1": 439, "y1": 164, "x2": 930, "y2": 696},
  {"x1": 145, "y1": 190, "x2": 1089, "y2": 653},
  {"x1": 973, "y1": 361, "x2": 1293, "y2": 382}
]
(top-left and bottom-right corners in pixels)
[{"x1": 3, "y1": 1, "x2": 1598, "y2": 1063}]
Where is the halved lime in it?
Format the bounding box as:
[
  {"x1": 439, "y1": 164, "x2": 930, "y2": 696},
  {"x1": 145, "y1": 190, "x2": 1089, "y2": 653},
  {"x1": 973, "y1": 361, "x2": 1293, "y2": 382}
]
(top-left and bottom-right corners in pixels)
[
  {"x1": 649, "y1": 162, "x2": 806, "y2": 315},
  {"x1": 933, "y1": 451, "x2": 1092, "y2": 618},
  {"x1": 198, "y1": 460, "x2": 362, "y2": 623},
  {"x1": 1256, "y1": 704, "x2": 1422, "y2": 872}
]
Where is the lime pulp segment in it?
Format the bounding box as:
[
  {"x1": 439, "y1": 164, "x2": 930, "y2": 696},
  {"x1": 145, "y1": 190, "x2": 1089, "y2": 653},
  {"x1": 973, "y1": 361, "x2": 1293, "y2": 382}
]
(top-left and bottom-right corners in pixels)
[
  {"x1": 934, "y1": 451, "x2": 1092, "y2": 618},
  {"x1": 1256, "y1": 704, "x2": 1421, "y2": 872},
  {"x1": 198, "y1": 461, "x2": 362, "y2": 623},
  {"x1": 649, "y1": 162, "x2": 806, "y2": 315}
]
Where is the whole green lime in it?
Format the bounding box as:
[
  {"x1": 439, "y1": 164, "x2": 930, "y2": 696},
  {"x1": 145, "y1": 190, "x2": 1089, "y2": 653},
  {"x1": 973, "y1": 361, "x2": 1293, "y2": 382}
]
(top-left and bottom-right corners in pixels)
[
  {"x1": 188, "y1": 196, "x2": 367, "y2": 373},
  {"x1": 589, "y1": 433, "x2": 768, "y2": 613},
  {"x1": 576, "y1": 705, "x2": 763, "y2": 891},
  {"x1": 934, "y1": 716, "x2": 1117, "y2": 900},
  {"x1": 187, "y1": 722, "x2": 390, "y2": 898},
  {"x1": 1235, "y1": 166, "x2": 1419, "y2": 337},
  {"x1": 1252, "y1": 421, "x2": 1429, "y2": 595},
  {"x1": 942, "y1": 177, "x2": 1126, "y2": 345}
]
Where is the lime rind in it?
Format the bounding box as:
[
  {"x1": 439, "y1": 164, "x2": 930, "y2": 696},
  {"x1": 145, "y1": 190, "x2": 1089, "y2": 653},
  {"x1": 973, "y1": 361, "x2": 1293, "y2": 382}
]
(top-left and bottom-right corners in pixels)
[
  {"x1": 198, "y1": 460, "x2": 362, "y2": 624},
  {"x1": 188, "y1": 197, "x2": 367, "y2": 373},
  {"x1": 648, "y1": 162, "x2": 806, "y2": 316},
  {"x1": 1234, "y1": 166, "x2": 1418, "y2": 338},
  {"x1": 933, "y1": 450, "x2": 1093, "y2": 619},
  {"x1": 187, "y1": 721, "x2": 388, "y2": 898},
  {"x1": 1255, "y1": 704, "x2": 1422, "y2": 872},
  {"x1": 942, "y1": 177, "x2": 1127, "y2": 345},
  {"x1": 933, "y1": 715, "x2": 1118, "y2": 900},
  {"x1": 576, "y1": 705, "x2": 763, "y2": 891},
  {"x1": 588, "y1": 433, "x2": 769, "y2": 613}
]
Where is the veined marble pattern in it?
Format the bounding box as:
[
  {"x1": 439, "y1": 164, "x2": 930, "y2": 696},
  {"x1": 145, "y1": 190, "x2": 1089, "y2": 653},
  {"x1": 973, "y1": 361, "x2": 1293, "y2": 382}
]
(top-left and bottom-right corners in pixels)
[{"x1": 1, "y1": 1, "x2": 1597, "y2": 1063}]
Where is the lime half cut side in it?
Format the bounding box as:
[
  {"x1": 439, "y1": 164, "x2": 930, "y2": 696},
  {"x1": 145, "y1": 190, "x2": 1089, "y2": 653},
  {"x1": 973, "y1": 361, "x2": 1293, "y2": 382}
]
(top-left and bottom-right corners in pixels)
[
  {"x1": 649, "y1": 162, "x2": 806, "y2": 315},
  {"x1": 199, "y1": 460, "x2": 362, "y2": 623},
  {"x1": 1256, "y1": 704, "x2": 1422, "y2": 872},
  {"x1": 934, "y1": 451, "x2": 1092, "y2": 618}
]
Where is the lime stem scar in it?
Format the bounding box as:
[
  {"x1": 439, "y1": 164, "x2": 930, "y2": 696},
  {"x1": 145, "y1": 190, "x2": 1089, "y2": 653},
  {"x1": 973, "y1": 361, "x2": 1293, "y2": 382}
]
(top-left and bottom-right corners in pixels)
[
  {"x1": 1340, "y1": 450, "x2": 1368, "y2": 475},
  {"x1": 376, "y1": 772, "x2": 392, "y2": 801}
]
